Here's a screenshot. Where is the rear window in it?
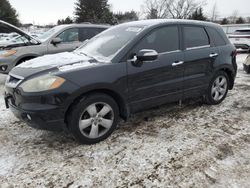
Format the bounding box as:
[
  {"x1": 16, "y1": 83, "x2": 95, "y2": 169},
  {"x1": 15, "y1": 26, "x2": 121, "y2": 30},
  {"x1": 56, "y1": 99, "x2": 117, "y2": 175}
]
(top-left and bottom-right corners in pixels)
[
  {"x1": 206, "y1": 27, "x2": 227, "y2": 46},
  {"x1": 184, "y1": 26, "x2": 209, "y2": 49},
  {"x1": 234, "y1": 30, "x2": 250, "y2": 35}
]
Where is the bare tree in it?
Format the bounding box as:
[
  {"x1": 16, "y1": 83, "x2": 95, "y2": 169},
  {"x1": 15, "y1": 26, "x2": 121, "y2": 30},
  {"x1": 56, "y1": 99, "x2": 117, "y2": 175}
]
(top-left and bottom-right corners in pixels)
[
  {"x1": 210, "y1": 3, "x2": 219, "y2": 22},
  {"x1": 230, "y1": 10, "x2": 239, "y2": 24},
  {"x1": 142, "y1": 0, "x2": 170, "y2": 19},
  {"x1": 246, "y1": 17, "x2": 250, "y2": 23},
  {"x1": 166, "y1": 0, "x2": 205, "y2": 19},
  {"x1": 142, "y1": 0, "x2": 205, "y2": 19}
]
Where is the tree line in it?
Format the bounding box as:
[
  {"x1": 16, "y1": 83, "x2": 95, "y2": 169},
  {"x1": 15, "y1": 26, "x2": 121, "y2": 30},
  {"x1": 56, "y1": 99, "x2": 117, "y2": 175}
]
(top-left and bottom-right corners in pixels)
[{"x1": 0, "y1": 0, "x2": 249, "y2": 27}]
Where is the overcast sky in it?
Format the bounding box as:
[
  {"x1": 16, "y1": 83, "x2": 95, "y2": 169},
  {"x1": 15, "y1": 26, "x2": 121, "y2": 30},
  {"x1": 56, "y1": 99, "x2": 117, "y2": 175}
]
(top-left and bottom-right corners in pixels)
[{"x1": 8, "y1": 0, "x2": 250, "y2": 25}]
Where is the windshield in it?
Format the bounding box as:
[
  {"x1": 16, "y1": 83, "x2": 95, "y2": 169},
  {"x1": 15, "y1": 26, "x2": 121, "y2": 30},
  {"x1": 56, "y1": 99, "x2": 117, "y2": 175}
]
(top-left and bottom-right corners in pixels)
[
  {"x1": 38, "y1": 25, "x2": 65, "y2": 41},
  {"x1": 76, "y1": 25, "x2": 144, "y2": 61},
  {"x1": 10, "y1": 35, "x2": 29, "y2": 44}
]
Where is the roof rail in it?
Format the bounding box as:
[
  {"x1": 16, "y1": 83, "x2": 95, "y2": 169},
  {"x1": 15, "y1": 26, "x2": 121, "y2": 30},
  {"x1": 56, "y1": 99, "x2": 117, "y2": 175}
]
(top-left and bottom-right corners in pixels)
[{"x1": 80, "y1": 22, "x2": 92, "y2": 24}]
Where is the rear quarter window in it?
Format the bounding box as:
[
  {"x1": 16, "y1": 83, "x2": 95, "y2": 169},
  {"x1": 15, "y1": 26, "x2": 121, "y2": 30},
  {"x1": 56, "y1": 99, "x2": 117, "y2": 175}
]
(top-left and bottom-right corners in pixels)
[
  {"x1": 183, "y1": 26, "x2": 209, "y2": 49},
  {"x1": 206, "y1": 27, "x2": 227, "y2": 47}
]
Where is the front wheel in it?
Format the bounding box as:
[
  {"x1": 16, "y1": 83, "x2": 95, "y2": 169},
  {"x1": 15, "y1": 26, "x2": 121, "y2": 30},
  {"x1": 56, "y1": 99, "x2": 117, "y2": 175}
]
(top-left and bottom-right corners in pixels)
[
  {"x1": 67, "y1": 93, "x2": 119, "y2": 144},
  {"x1": 205, "y1": 71, "x2": 229, "y2": 105}
]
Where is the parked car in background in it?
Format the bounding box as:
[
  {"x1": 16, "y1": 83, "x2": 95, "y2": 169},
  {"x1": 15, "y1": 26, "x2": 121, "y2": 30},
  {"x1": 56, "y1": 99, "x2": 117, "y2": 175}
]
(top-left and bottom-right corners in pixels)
[
  {"x1": 243, "y1": 54, "x2": 250, "y2": 73},
  {"x1": 229, "y1": 28, "x2": 250, "y2": 52},
  {"x1": 5, "y1": 19, "x2": 237, "y2": 144},
  {"x1": 0, "y1": 20, "x2": 109, "y2": 73}
]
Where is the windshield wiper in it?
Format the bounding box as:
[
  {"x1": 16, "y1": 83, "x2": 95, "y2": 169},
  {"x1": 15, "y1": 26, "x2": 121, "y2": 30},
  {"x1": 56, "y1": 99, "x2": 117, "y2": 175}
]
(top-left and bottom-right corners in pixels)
[{"x1": 78, "y1": 52, "x2": 96, "y2": 60}]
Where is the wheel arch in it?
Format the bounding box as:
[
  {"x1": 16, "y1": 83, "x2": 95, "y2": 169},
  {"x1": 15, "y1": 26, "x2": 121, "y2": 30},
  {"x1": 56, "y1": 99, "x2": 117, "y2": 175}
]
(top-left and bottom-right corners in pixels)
[
  {"x1": 65, "y1": 88, "x2": 130, "y2": 126},
  {"x1": 15, "y1": 55, "x2": 39, "y2": 66},
  {"x1": 217, "y1": 67, "x2": 235, "y2": 90}
]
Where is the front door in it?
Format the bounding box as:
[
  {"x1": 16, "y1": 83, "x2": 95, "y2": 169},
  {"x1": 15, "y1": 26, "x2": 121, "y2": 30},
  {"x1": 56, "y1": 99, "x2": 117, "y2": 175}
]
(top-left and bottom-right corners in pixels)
[{"x1": 127, "y1": 25, "x2": 185, "y2": 112}]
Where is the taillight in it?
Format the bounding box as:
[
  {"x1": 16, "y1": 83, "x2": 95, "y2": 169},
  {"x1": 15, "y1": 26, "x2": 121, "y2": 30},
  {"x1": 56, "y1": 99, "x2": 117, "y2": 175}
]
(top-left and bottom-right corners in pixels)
[{"x1": 231, "y1": 50, "x2": 237, "y2": 57}]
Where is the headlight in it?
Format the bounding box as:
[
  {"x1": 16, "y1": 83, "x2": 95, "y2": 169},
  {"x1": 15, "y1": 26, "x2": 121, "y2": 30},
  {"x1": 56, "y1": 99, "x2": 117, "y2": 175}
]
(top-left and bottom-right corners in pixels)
[
  {"x1": 0, "y1": 50, "x2": 17, "y2": 57},
  {"x1": 19, "y1": 74, "x2": 65, "y2": 92}
]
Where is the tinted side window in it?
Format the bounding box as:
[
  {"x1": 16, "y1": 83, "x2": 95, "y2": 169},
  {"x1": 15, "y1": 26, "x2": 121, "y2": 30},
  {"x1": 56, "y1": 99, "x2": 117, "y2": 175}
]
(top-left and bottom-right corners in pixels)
[
  {"x1": 184, "y1": 26, "x2": 209, "y2": 49},
  {"x1": 135, "y1": 26, "x2": 179, "y2": 53},
  {"x1": 57, "y1": 28, "x2": 79, "y2": 42},
  {"x1": 206, "y1": 27, "x2": 227, "y2": 46},
  {"x1": 79, "y1": 28, "x2": 105, "y2": 42},
  {"x1": 234, "y1": 30, "x2": 250, "y2": 35}
]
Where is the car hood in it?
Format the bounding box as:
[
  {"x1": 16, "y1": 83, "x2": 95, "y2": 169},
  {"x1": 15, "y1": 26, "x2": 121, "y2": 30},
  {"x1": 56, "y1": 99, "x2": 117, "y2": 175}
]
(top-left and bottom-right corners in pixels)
[
  {"x1": 0, "y1": 20, "x2": 41, "y2": 48},
  {"x1": 10, "y1": 52, "x2": 104, "y2": 79}
]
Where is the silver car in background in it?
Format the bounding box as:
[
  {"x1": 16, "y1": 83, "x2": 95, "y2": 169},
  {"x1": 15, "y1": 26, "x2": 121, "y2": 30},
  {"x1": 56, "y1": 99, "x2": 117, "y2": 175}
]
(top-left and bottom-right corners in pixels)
[
  {"x1": 0, "y1": 20, "x2": 109, "y2": 73},
  {"x1": 229, "y1": 28, "x2": 250, "y2": 52}
]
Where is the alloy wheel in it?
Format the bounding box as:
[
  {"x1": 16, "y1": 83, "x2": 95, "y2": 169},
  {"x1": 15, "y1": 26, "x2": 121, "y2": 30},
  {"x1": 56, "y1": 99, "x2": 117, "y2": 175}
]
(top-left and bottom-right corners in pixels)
[
  {"x1": 211, "y1": 75, "x2": 228, "y2": 101},
  {"x1": 78, "y1": 102, "x2": 114, "y2": 139}
]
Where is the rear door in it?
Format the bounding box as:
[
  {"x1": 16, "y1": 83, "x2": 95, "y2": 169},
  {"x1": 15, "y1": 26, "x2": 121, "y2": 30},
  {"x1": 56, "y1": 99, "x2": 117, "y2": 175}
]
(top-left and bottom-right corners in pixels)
[
  {"x1": 127, "y1": 25, "x2": 184, "y2": 112},
  {"x1": 182, "y1": 25, "x2": 219, "y2": 98}
]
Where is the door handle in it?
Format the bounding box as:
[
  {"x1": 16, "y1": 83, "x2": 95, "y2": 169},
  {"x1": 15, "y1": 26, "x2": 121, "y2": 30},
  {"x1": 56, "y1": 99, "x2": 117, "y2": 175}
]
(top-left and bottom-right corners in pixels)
[
  {"x1": 209, "y1": 53, "x2": 219, "y2": 58},
  {"x1": 172, "y1": 61, "x2": 184, "y2": 67}
]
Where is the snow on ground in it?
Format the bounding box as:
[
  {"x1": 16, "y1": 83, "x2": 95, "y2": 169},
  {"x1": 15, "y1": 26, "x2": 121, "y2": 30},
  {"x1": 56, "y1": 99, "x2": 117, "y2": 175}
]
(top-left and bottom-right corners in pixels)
[{"x1": 0, "y1": 54, "x2": 250, "y2": 188}]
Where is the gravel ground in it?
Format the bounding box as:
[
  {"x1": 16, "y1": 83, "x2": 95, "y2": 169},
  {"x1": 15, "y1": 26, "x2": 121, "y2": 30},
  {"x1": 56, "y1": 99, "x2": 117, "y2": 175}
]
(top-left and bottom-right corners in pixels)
[{"x1": 0, "y1": 54, "x2": 250, "y2": 188}]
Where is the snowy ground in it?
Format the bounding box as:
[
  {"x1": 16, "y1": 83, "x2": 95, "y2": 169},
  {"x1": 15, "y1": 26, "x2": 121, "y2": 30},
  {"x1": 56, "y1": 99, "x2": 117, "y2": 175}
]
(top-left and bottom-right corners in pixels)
[{"x1": 0, "y1": 54, "x2": 250, "y2": 188}]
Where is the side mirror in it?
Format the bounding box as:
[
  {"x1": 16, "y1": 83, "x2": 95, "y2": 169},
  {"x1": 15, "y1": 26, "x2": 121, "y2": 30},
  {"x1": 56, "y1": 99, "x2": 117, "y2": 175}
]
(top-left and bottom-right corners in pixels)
[
  {"x1": 51, "y1": 38, "x2": 62, "y2": 45},
  {"x1": 137, "y1": 49, "x2": 158, "y2": 62}
]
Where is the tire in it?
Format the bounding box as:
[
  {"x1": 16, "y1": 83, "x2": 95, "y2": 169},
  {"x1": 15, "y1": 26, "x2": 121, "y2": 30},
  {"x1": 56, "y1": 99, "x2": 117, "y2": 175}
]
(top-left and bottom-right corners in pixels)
[
  {"x1": 67, "y1": 93, "x2": 119, "y2": 145},
  {"x1": 205, "y1": 71, "x2": 229, "y2": 105}
]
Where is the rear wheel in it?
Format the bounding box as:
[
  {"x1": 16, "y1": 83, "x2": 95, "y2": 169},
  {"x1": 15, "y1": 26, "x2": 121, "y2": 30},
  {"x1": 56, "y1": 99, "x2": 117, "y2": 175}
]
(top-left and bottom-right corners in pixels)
[
  {"x1": 67, "y1": 93, "x2": 119, "y2": 144},
  {"x1": 205, "y1": 71, "x2": 229, "y2": 105}
]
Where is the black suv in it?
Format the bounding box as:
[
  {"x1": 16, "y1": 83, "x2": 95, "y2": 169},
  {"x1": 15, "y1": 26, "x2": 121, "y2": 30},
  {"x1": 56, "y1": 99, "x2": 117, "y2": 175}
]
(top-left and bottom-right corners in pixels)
[{"x1": 5, "y1": 19, "x2": 237, "y2": 144}]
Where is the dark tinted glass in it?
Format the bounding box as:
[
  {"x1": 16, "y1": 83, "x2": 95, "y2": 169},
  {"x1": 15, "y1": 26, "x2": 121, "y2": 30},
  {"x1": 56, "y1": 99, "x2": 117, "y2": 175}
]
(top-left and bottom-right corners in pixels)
[
  {"x1": 184, "y1": 26, "x2": 209, "y2": 49},
  {"x1": 234, "y1": 30, "x2": 250, "y2": 35},
  {"x1": 136, "y1": 26, "x2": 179, "y2": 53},
  {"x1": 79, "y1": 28, "x2": 105, "y2": 41},
  {"x1": 206, "y1": 27, "x2": 226, "y2": 46}
]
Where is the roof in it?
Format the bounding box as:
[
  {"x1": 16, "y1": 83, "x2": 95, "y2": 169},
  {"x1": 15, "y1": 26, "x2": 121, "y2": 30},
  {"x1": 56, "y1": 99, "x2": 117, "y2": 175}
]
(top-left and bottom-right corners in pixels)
[
  {"x1": 235, "y1": 28, "x2": 250, "y2": 31},
  {"x1": 55, "y1": 23, "x2": 110, "y2": 29},
  {"x1": 120, "y1": 19, "x2": 220, "y2": 28}
]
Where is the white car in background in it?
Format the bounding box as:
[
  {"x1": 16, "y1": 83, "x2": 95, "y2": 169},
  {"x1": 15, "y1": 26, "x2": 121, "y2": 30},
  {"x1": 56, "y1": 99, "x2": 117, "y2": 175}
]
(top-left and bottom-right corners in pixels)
[
  {"x1": 0, "y1": 32, "x2": 19, "y2": 41},
  {"x1": 229, "y1": 28, "x2": 250, "y2": 52}
]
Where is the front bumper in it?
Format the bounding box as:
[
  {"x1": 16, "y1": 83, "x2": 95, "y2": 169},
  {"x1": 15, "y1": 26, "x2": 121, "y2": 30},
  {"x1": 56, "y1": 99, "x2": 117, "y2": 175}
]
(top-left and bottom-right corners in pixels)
[
  {"x1": 5, "y1": 96, "x2": 67, "y2": 131},
  {"x1": 0, "y1": 56, "x2": 16, "y2": 74}
]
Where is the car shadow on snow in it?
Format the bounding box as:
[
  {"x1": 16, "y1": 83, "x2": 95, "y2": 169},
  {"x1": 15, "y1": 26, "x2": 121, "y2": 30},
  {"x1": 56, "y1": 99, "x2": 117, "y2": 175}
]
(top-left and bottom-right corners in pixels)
[{"x1": 23, "y1": 98, "x2": 204, "y2": 147}]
